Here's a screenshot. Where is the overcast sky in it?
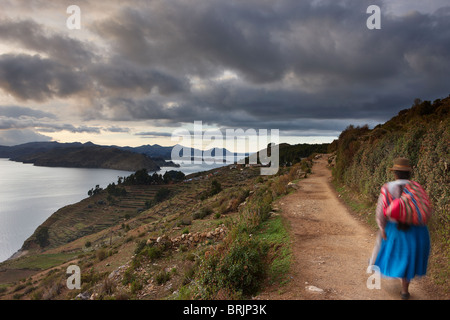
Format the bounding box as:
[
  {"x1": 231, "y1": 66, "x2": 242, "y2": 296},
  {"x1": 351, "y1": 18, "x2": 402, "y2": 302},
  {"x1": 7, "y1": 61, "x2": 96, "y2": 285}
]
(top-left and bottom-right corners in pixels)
[{"x1": 0, "y1": 0, "x2": 449, "y2": 149}]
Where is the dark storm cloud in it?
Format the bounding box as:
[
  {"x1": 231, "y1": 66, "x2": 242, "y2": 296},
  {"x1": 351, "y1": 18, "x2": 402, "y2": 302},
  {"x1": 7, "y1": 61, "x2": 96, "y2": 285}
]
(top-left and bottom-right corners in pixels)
[
  {"x1": 90, "y1": 58, "x2": 188, "y2": 95},
  {"x1": 91, "y1": 0, "x2": 298, "y2": 82},
  {"x1": 0, "y1": 116, "x2": 101, "y2": 134},
  {"x1": 0, "y1": 18, "x2": 96, "y2": 65},
  {"x1": 91, "y1": 0, "x2": 403, "y2": 84},
  {"x1": 0, "y1": 105, "x2": 56, "y2": 119},
  {"x1": 0, "y1": 104, "x2": 120, "y2": 134},
  {"x1": 2, "y1": 0, "x2": 450, "y2": 136},
  {"x1": 35, "y1": 124, "x2": 101, "y2": 134},
  {"x1": 88, "y1": 0, "x2": 450, "y2": 130},
  {"x1": 0, "y1": 54, "x2": 88, "y2": 101},
  {"x1": 101, "y1": 81, "x2": 407, "y2": 128},
  {"x1": 105, "y1": 126, "x2": 130, "y2": 133},
  {"x1": 0, "y1": 16, "x2": 188, "y2": 101}
]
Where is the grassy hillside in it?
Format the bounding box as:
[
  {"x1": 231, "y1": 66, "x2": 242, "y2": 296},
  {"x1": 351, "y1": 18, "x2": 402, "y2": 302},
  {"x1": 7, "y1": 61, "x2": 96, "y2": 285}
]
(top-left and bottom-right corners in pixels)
[
  {"x1": 0, "y1": 148, "x2": 314, "y2": 300},
  {"x1": 330, "y1": 95, "x2": 449, "y2": 287}
]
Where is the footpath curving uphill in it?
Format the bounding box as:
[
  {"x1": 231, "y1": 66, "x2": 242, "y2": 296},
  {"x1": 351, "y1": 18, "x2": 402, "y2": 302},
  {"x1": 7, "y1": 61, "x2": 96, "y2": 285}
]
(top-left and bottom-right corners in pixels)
[{"x1": 258, "y1": 155, "x2": 444, "y2": 300}]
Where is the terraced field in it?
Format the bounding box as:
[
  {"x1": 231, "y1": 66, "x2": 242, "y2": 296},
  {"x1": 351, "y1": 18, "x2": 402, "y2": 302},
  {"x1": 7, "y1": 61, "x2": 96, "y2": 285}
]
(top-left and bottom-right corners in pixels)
[{"x1": 0, "y1": 164, "x2": 263, "y2": 290}]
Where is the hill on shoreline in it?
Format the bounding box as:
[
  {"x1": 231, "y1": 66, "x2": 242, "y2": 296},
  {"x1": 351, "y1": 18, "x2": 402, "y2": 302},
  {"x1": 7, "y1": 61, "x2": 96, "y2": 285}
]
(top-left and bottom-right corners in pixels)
[{"x1": 4, "y1": 143, "x2": 161, "y2": 172}]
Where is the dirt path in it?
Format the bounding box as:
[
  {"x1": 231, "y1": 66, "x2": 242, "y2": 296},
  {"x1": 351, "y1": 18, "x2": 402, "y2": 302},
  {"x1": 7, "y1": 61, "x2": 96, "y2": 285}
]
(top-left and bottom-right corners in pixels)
[{"x1": 258, "y1": 155, "x2": 440, "y2": 300}]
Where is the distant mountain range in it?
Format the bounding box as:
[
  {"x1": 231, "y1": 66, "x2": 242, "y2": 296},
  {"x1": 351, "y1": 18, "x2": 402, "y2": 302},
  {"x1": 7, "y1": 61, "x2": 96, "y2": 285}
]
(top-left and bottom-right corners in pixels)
[{"x1": 0, "y1": 141, "x2": 248, "y2": 171}]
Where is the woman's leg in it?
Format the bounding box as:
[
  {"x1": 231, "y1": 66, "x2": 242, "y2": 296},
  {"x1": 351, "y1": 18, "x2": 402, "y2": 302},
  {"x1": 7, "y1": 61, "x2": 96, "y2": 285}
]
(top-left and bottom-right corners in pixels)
[{"x1": 401, "y1": 278, "x2": 410, "y2": 299}]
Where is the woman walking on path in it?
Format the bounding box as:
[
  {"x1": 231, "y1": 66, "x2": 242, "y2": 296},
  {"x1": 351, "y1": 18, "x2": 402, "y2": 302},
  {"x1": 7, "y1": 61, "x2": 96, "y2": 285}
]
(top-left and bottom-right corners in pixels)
[{"x1": 373, "y1": 158, "x2": 432, "y2": 300}]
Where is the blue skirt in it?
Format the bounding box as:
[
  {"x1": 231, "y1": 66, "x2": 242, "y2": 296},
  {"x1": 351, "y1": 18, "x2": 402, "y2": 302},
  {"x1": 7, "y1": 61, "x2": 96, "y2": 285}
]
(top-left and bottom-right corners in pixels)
[{"x1": 375, "y1": 222, "x2": 430, "y2": 281}]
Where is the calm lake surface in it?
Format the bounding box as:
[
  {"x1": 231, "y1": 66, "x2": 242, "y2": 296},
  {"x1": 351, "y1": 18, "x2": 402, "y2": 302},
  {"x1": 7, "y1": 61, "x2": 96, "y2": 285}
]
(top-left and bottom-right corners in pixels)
[{"x1": 0, "y1": 159, "x2": 226, "y2": 262}]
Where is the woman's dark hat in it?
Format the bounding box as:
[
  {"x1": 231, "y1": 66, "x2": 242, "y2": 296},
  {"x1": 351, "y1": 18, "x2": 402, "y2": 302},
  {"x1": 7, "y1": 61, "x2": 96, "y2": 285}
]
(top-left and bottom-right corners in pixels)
[{"x1": 390, "y1": 157, "x2": 412, "y2": 172}]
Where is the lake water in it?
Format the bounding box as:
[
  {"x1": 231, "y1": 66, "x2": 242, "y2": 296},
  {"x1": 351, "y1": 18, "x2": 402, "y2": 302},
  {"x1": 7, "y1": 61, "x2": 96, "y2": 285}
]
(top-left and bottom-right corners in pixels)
[{"x1": 0, "y1": 159, "x2": 227, "y2": 262}]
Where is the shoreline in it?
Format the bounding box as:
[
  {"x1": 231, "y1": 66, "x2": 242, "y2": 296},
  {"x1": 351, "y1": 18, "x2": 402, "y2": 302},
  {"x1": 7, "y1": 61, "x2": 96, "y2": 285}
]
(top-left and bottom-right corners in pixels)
[{"x1": 0, "y1": 161, "x2": 231, "y2": 264}]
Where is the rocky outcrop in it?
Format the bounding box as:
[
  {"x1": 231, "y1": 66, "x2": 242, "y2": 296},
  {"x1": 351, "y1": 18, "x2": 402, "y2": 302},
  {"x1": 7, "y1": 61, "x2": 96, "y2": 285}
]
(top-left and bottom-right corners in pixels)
[{"x1": 146, "y1": 225, "x2": 228, "y2": 249}]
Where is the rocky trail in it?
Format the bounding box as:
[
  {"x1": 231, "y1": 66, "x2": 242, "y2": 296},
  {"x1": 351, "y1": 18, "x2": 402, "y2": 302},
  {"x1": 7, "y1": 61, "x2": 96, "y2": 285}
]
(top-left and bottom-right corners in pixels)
[{"x1": 258, "y1": 155, "x2": 442, "y2": 300}]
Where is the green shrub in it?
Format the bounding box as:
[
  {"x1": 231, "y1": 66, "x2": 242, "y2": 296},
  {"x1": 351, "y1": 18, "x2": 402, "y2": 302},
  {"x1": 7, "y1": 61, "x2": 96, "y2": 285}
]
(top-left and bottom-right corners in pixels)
[
  {"x1": 35, "y1": 227, "x2": 50, "y2": 248},
  {"x1": 13, "y1": 293, "x2": 23, "y2": 300},
  {"x1": 192, "y1": 206, "x2": 213, "y2": 220},
  {"x1": 144, "y1": 246, "x2": 163, "y2": 261},
  {"x1": 219, "y1": 238, "x2": 267, "y2": 296},
  {"x1": 31, "y1": 290, "x2": 43, "y2": 300},
  {"x1": 197, "y1": 237, "x2": 267, "y2": 298},
  {"x1": 183, "y1": 266, "x2": 196, "y2": 285},
  {"x1": 155, "y1": 188, "x2": 171, "y2": 203},
  {"x1": 134, "y1": 240, "x2": 147, "y2": 255},
  {"x1": 211, "y1": 180, "x2": 222, "y2": 195},
  {"x1": 122, "y1": 268, "x2": 135, "y2": 286},
  {"x1": 155, "y1": 271, "x2": 171, "y2": 285},
  {"x1": 100, "y1": 278, "x2": 115, "y2": 296},
  {"x1": 81, "y1": 269, "x2": 108, "y2": 288},
  {"x1": 12, "y1": 283, "x2": 26, "y2": 293},
  {"x1": 96, "y1": 248, "x2": 107, "y2": 261},
  {"x1": 200, "y1": 180, "x2": 222, "y2": 200},
  {"x1": 145, "y1": 200, "x2": 154, "y2": 209},
  {"x1": 130, "y1": 280, "x2": 143, "y2": 294}
]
